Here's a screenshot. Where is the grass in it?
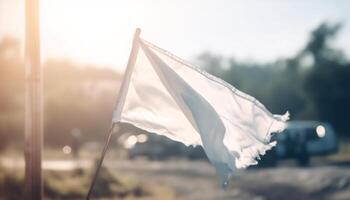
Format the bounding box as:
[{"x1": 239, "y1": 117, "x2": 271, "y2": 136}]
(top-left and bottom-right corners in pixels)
[
  {"x1": 0, "y1": 164, "x2": 175, "y2": 200},
  {"x1": 0, "y1": 146, "x2": 175, "y2": 200},
  {"x1": 0, "y1": 165, "x2": 23, "y2": 200}
]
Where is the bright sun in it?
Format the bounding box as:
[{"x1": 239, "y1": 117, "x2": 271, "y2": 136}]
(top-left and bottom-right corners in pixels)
[{"x1": 40, "y1": 0, "x2": 149, "y2": 69}]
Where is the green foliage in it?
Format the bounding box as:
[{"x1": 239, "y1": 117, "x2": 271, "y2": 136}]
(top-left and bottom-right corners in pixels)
[
  {"x1": 0, "y1": 165, "x2": 24, "y2": 200},
  {"x1": 43, "y1": 59, "x2": 120, "y2": 146},
  {"x1": 0, "y1": 50, "x2": 121, "y2": 148},
  {"x1": 0, "y1": 164, "x2": 174, "y2": 199},
  {"x1": 0, "y1": 21, "x2": 350, "y2": 151},
  {"x1": 0, "y1": 37, "x2": 24, "y2": 151},
  {"x1": 196, "y1": 22, "x2": 350, "y2": 136}
]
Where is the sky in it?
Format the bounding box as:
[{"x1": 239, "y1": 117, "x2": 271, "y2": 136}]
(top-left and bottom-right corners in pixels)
[{"x1": 1, "y1": 0, "x2": 350, "y2": 71}]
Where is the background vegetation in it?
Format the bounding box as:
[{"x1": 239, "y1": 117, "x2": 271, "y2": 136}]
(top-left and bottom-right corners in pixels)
[
  {"x1": 196, "y1": 22, "x2": 350, "y2": 137},
  {"x1": 0, "y1": 22, "x2": 349, "y2": 152}
]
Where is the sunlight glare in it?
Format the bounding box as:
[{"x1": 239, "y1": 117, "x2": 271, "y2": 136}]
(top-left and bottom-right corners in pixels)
[{"x1": 40, "y1": 0, "x2": 148, "y2": 69}]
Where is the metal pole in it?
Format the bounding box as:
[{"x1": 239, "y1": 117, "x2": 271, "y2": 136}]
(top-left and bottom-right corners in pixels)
[
  {"x1": 86, "y1": 124, "x2": 115, "y2": 200},
  {"x1": 25, "y1": 0, "x2": 43, "y2": 199}
]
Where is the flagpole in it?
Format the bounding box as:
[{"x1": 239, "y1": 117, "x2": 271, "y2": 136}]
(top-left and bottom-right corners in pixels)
[
  {"x1": 86, "y1": 124, "x2": 116, "y2": 200},
  {"x1": 25, "y1": 0, "x2": 43, "y2": 199},
  {"x1": 86, "y1": 28, "x2": 141, "y2": 200}
]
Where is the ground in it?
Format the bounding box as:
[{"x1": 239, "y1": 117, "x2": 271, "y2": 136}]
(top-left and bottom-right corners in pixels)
[
  {"x1": 104, "y1": 159, "x2": 350, "y2": 200},
  {"x1": 1, "y1": 156, "x2": 350, "y2": 200}
]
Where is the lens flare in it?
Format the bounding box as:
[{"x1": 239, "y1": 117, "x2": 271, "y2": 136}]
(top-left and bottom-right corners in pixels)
[
  {"x1": 125, "y1": 135, "x2": 138, "y2": 149},
  {"x1": 137, "y1": 134, "x2": 148, "y2": 143},
  {"x1": 62, "y1": 145, "x2": 72, "y2": 154}
]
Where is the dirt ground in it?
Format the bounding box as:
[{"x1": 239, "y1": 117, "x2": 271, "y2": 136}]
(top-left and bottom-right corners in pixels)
[
  {"x1": 104, "y1": 159, "x2": 350, "y2": 200},
  {"x1": 1, "y1": 157, "x2": 349, "y2": 200}
]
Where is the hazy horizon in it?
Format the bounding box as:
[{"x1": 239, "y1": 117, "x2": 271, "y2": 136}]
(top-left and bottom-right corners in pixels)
[{"x1": 1, "y1": 0, "x2": 350, "y2": 71}]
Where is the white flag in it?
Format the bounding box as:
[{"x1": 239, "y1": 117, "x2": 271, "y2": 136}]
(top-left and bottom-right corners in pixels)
[{"x1": 113, "y1": 33, "x2": 289, "y2": 186}]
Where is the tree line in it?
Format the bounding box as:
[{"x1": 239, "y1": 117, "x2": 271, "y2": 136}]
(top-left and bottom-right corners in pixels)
[
  {"x1": 196, "y1": 22, "x2": 350, "y2": 137},
  {"x1": 0, "y1": 22, "x2": 349, "y2": 151}
]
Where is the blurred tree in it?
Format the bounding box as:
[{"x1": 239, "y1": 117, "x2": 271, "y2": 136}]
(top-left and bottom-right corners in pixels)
[
  {"x1": 1, "y1": 21, "x2": 350, "y2": 151},
  {"x1": 0, "y1": 37, "x2": 24, "y2": 152},
  {"x1": 302, "y1": 23, "x2": 350, "y2": 136},
  {"x1": 0, "y1": 37, "x2": 122, "y2": 149},
  {"x1": 43, "y1": 60, "x2": 121, "y2": 146},
  {"x1": 303, "y1": 23, "x2": 344, "y2": 65},
  {"x1": 197, "y1": 22, "x2": 350, "y2": 137}
]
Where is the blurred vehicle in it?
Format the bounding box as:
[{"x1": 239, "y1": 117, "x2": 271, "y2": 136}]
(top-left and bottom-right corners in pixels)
[
  {"x1": 120, "y1": 121, "x2": 338, "y2": 166},
  {"x1": 261, "y1": 121, "x2": 338, "y2": 166}
]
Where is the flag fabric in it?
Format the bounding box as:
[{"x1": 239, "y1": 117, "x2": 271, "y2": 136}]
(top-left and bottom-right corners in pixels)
[{"x1": 112, "y1": 36, "x2": 289, "y2": 186}]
